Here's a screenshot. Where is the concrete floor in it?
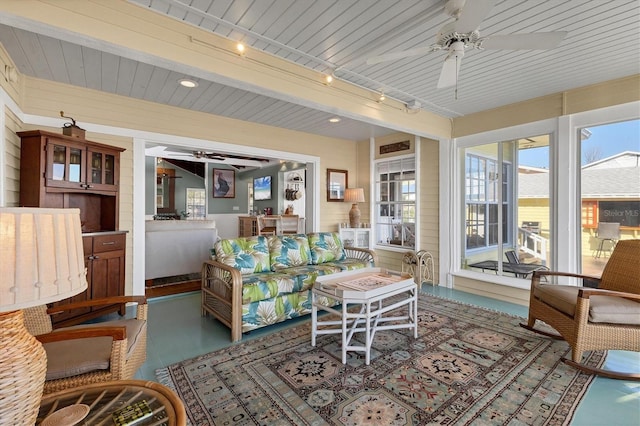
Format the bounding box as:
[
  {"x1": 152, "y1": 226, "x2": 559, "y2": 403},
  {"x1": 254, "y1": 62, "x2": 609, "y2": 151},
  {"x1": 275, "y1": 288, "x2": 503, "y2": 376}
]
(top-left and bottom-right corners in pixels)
[{"x1": 135, "y1": 288, "x2": 640, "y2": 426}]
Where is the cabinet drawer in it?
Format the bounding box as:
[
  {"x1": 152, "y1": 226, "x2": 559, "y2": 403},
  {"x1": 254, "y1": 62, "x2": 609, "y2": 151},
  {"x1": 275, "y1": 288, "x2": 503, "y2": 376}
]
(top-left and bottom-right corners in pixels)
[{"x1": 93, "y1": 233, "x2": 126, "y2": 253}]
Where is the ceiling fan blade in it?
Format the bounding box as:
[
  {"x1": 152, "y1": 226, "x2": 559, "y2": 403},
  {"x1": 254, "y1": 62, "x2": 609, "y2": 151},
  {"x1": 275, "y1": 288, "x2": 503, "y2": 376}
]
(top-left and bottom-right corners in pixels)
[
  {"x1": 437, "y1": 54, "x2": 463, "y2": 89},
  {"x1": 453, "y1": 0, "x2": 496, "y2": 33},
  {"x1": 480, "y1": 31, "x2": 568, "y2": 50},
  {"x1": 366, "y1": 46, "x2": 436, "y2": 65}
]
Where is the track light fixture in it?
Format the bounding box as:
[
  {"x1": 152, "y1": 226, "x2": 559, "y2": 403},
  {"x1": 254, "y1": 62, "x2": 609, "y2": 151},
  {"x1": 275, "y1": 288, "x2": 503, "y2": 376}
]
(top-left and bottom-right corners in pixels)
[
  {"x1": 405, "y1": 100, "x2": 421, "y2": 113},
  {"x1": 377, "y1": 91, "x2": 386, "y2": 103},
  {"x1": 236, "y1": 42, "x2": 246, "y2": 56},
  {"x1": 324, "y1": 74, "x2": 334, "y2": 85}
]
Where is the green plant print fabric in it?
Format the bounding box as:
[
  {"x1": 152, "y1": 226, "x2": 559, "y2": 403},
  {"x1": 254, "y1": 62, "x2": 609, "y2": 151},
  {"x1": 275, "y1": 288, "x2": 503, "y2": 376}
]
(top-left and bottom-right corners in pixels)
[
  {"x1": 241, "y1": 272, "x2": 302, "y2": 304},
  {"x1": 269, "y1": 235, "x2": 312, "y2": 270},
  {"x1": 322, "y1": 259, "x2": 369, "y2": 271},
  {"x1": 241, "y1": 289, "x2": 338, "y2": 332},
  {"x1": 214, "y1": 236, "x2": 270, "y2": 274},
  {"x1": 308, "y1": 232, "x2": 347, "y2": 264}
]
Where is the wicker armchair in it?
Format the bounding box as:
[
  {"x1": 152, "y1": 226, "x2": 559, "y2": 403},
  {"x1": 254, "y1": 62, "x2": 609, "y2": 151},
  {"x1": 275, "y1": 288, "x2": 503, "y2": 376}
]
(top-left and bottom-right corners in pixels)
[
  {"x1": 23, "y1": 296, "x2": 148, "y2": 394},
  {"x1": 520, "y1": 239, "x2": 640, "y2": 380}
]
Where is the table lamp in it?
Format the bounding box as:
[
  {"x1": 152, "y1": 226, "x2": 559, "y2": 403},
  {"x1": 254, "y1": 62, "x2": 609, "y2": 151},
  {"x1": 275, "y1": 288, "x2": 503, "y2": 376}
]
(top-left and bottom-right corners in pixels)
[
  {"x1": 0, "y1": 207, "x2": 87, "y2": 425},
  {"x1": 344, "y1": 188, "x2": 365, "y2": 228}
]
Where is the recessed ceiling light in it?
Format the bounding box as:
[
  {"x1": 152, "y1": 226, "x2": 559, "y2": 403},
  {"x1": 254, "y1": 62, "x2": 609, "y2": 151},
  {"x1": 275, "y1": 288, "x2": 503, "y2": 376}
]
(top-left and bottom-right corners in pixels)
[
  {"x1": 179, "y1": 79, "x2": 198, "y2": 88},
  {"x1": 329, "y1": 117, "x2": 341, "y2": 123}
]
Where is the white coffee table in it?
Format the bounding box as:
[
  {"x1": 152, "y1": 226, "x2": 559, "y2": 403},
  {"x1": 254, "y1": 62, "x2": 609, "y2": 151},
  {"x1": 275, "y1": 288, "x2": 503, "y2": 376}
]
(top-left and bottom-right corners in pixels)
[{"x1": 311, "y1": 267, "x2": 418, "y2": 365}]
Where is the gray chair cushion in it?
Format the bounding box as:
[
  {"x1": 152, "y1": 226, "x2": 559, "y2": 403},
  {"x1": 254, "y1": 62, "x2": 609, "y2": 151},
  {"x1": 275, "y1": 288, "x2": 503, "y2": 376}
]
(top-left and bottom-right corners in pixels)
[
  {"x1": 534, "y1": 284, "x2": 640, "y2": 325},
  {"x1": 42, "y1": 319, "x2": 146, "y2": 380}
]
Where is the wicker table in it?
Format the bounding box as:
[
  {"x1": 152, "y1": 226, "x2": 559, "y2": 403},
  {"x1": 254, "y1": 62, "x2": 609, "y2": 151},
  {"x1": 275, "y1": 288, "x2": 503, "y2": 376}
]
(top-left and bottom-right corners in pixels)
[
  {"x1": 37, "y1": 380, "x2": 186, "y2": 426},
  {"x1": 311, "y1": 268, "x2": 418, "y2": 365}
]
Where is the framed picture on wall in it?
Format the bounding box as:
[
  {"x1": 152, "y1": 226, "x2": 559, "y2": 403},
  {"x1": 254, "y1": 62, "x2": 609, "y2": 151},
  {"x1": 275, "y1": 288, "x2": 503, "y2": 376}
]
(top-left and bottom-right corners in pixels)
[
  {"x1": 213, "y1": 168, "x2": 235, "y2": 198},
  {"x1": 327, "y1": 168, "x2": 347, "y2": 202}
]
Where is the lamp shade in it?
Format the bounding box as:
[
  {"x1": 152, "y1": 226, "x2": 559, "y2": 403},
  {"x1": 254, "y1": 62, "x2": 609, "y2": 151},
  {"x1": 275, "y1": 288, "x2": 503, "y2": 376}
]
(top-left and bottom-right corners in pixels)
[
  {"x1": 0, "y1": 207, "x2": 87, "y2": 311},
  {"x1": 344, "y1": 188, "x2": 365, "y2": 203}
]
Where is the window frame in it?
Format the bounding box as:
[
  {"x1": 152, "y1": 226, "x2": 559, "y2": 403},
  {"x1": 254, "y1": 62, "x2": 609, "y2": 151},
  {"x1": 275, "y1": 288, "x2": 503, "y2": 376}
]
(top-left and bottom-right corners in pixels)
[
  {"x1": 185, "y1": 187, "x2": 206, "y2": 220},
  {"x1": 442, "y1": 102, "x2": 640, "y2": 287},
  {"x1": 464, "y1": 151, "x2": 513, "y2": 253},
  {"x1": 372, "y1": 153, "x2": 417, "y2": 251}
]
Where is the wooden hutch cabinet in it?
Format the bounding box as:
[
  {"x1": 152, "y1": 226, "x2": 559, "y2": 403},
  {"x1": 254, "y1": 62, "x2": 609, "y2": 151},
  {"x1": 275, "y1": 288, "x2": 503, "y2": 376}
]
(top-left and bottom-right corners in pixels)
[{"x1": 18, "y1": 130, "x2": 127, "y2": 327}]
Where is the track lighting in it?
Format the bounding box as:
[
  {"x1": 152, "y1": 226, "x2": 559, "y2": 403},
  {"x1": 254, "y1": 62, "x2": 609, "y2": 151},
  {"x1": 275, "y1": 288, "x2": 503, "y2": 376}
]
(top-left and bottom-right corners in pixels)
[
  {"x1": 378, "y1": 91, "x2": 386, "y2": 103},
  {"x1": 405, "y1": 100, "x2": 421, "y2": 113},
  {"x1": 236, "y1": 42, "x2": 246, "y2": 56},
  {"x1": 324, "y1": 74, "x2": 334, "y2": 85}
]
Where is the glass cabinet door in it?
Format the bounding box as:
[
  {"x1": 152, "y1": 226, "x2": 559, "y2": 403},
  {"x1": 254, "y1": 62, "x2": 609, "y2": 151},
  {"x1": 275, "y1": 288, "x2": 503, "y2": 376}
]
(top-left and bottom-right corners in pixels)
[
  {"x1": 51, "y1": 145, "x2": 67, "y2": 181},
  {"x1": 69, "y1": 147, "x2": 83, "y2": 182},
  {"x1": 45, "y1": 138, "x2": 118, "y2": 191},
  {"x1": 86, "y1": 148, "x2": 118, "y2": 191},
  {"x1": 104, "y1": 154, "x2": 115, "y2": 185},
  {"x1": 91, "y1": 151, "x2": 103, "y2": 184},
  {"x1": 46, "y1": 141, "x2": 86, "y2": 189}
]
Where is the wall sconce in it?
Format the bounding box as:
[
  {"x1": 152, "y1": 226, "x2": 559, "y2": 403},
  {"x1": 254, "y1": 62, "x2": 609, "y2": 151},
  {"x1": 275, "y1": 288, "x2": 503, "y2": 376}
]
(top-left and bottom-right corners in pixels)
[{"x1": 4, "y1": 65, "x2": 17, "y2": 83}]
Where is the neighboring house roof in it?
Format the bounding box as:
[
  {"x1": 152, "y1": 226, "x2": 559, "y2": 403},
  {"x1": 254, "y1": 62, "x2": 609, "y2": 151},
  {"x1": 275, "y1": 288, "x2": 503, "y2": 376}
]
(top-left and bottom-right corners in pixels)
[
  {"x1": 519, "y1": 166, "x2": 640, "y2": 198},
  {"x1": 582, "y1": 151, "x2": 640, "y2": 170}
]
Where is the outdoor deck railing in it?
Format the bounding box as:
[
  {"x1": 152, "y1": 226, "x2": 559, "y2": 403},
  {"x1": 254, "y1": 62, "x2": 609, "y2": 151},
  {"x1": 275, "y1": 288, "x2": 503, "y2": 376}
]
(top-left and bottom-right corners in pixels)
[{"x1": 517, "y1": 227, "x2": 547, "y2": 265}]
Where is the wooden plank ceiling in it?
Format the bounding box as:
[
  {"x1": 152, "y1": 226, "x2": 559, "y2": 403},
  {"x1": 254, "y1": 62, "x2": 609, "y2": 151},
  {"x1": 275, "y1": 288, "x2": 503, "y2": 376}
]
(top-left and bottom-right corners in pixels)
[{"x1": 0, "y1": 0, "x2": 638, "y2": 143}]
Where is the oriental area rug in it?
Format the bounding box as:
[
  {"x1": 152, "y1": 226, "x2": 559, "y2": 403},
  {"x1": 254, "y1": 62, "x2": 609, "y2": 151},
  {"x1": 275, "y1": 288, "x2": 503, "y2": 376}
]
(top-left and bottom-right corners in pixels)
[{"x1": 156, "y1": 294, "x2": 604, "y2": 426}]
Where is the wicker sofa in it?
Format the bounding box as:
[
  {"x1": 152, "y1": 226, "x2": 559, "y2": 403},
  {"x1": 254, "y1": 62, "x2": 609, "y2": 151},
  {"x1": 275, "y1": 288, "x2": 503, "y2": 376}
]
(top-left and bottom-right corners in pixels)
[{"x1": 201, "y1": 232, "x2": 377, "y2": 341}]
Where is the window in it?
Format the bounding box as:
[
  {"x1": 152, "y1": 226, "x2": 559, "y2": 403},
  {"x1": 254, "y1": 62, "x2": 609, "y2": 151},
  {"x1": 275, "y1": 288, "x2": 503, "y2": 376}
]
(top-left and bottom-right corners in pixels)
[
  {"x1": 465, "y1": 153, "x2": 511, "y2": 250},
  {"x1": 185, "y1": 188, "x2": 206, "y2": 219},
  {"x1": 374, "y1": 157, "x2": 415, "y2": 249},
  {"x1": 580, "y1": 119, "x2": 640, "y2": 275},
  {"x1": 446, "y1": 104, "x2": 638, "y2": 287},
  {"x1": 461, "y1": 135, "x2": 551, "y2": 279}
]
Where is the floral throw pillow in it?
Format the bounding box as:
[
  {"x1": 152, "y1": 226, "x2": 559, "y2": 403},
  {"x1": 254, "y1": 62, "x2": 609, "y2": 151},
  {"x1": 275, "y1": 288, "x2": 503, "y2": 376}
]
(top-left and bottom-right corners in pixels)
[
  {"x1": 308, "y1": 232, "x2": 346, "y2": 265},
  {"x1": 214, "y1": 236, "x2": 270, "y2": 274},
  {"x1": 270, "y1": 235, "x2": 312, "y2": 271}
]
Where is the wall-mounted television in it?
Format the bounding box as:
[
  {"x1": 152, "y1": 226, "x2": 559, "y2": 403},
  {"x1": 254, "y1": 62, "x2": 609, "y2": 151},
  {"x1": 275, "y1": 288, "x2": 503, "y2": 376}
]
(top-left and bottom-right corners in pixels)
[{"x1": 253, "y1": 176, "x2": 272, "y2": 200}]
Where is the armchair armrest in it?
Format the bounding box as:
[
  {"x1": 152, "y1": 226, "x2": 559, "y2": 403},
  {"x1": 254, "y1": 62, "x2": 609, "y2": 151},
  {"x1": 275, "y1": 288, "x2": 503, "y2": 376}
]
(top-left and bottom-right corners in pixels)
[
  {"x1": 577, "y1": 288, "x2": 640, "y2": 303},
  {"x1": 201, "y1": 260, "x2": 243, "y2": 342},
  {"x1": 344, "y1": 247, "x2": 378, "y2": 266},
  {"x1": 532, "y1": 270, "x2": 601, "y2": 285},
  {"x1": 47, "y1": 296, "x2": 147, "y2": 316},
  {"x1": 36, "y1": 325, "x2": 127, "y2": 344}
]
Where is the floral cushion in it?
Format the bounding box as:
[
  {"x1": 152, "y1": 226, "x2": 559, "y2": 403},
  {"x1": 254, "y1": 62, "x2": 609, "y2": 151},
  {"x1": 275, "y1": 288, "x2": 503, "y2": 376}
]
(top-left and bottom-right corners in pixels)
[
  {"x1": 323, "y1": 258, "x2": 369, "y2": 271},
  {"x1": 269, "y1": 235, "x2": 312, "y2": 271},
  {"x1": 241, "y1": 272, "x2": 302, "y2": 304},
  {"x1": 214, "y1": 236, "x2": 270, "y2": 274},
  {"x1": 308, "y1": 232, "x2": 346, "y2": 264},
  {"x1": 280, "y1": 264, "x2": 343, "y2": 291}
]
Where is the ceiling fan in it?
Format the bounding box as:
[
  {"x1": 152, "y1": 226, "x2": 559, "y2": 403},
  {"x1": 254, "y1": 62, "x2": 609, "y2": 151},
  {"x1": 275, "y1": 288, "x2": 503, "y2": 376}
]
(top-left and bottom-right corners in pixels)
[
  {"x1": 192, "y1": 151, "x2": 225, "y2": 161},
  {"x1": 366, "y1": 0, "x2": 567, "y2": 89}
]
